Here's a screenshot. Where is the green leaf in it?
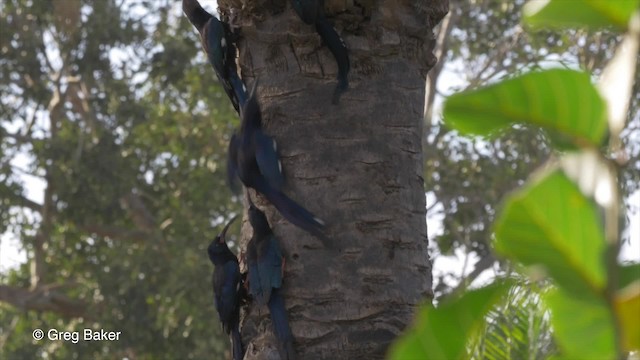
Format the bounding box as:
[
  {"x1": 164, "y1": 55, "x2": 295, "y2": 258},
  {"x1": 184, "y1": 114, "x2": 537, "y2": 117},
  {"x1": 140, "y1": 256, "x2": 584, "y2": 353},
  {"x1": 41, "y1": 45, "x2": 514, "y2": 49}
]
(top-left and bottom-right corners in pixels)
[
  {"x1": 546, "y1": 288, "x2": 616, "y2": 359},
  {"x1": 524, "y1": 0, "x2": 639, "y2": 31},
  {"x1": 619, "y1": 263, "x2": 640, "y2": 290},
  {"x1": 388, "y1": 281, "x2": 511, "y2": 360},
  {"x1": 443, "y1": 69, "x2": 607, "y2": 149},
  {"x1": 469, "y1": 283, "x2": 558, "y2": 359},
  {"x1": 494, "y1": 170, "x2": 607, "y2": 296}
]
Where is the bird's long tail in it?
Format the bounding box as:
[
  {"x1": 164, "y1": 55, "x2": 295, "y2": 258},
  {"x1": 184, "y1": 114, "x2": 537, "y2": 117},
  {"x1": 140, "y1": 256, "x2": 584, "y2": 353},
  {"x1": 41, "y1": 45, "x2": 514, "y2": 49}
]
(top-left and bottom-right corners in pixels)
[
  {"x1": 315, "y1": 18, "x2": 350, "y2": 104},
  {"x1": 229, "y1": 72, "x2": 248, "y2": 110},
  {"x1": 231, "y1": 323, "x2": 243, "y2": 360},
  {"x1": 268, "y1": 289, "x2": 296, "y2": 360},
  {"x1": 260, "y1": 184, "x2": 327, "y2": 242}
]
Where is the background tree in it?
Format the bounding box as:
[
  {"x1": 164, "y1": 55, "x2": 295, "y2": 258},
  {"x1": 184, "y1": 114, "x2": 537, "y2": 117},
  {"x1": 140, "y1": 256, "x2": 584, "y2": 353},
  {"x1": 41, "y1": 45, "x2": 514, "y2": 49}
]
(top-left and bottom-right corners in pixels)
[
  {"x1": 415, "y1": 0, "x2": 639, "y2": 357},
  {"x1": 392, "y1": 1, "x2": 640, "y2": 358},
  {"x1": 1, "y1": 0, "x2": 240, "y2": 358},
  {"x1": 424, "y1": 0, "x2": 640, "y2": 298},
  {"x1": 391, "y1": 1, "x2": 640, "y2": 359}
]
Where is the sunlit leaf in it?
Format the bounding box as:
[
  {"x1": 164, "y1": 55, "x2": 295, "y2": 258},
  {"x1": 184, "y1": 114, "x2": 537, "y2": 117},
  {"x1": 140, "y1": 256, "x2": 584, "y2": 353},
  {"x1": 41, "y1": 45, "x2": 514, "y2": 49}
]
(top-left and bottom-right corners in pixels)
[
  {"x1": 546, "y1": 289, "x2": 616, "y2": 359},
  {"x1": 560, "y1": 150, "x2": 615, "y2": 207},
  {"x1": 469, "y1": 282, "x2": 558, "y2": 359},
  {"x1": 494, "y1": 170, "x2": 607, "y2": 296},
  {"x1": 389, "y1": 281, "x2": 511, "y2": 360},
  {"x1": 598, "y1": 12, "x2": 640, "y2": 139},
  {"x1": 443, "y1": 69, "x2": 607, "y2": 149},
  {"x1": 615, "y1": 282, "x2": 640, "y2": 350},
  {"x1": 524, "y1": 0, "x2": 639, "y2": 31}
]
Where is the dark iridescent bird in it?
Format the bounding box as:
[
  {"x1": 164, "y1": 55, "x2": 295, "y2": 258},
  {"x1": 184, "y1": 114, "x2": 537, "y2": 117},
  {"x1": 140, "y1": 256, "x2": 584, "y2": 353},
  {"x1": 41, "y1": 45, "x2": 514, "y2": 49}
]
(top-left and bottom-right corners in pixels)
[
  {"x1": 183, "y1": 0, "x2": 247, "y2": 113},
  {"x1": 227, "y1": 83, "x2": 327, "y2": 241},
  {"x1": 246, "y1": 199, "x2": 296, "y2": 360},
  {"x1": 207, "y1": 216, "x2": 244, "y2": 360},
  {"x1": 291, "y1": 0, "x2": 350, "y2": 104}
]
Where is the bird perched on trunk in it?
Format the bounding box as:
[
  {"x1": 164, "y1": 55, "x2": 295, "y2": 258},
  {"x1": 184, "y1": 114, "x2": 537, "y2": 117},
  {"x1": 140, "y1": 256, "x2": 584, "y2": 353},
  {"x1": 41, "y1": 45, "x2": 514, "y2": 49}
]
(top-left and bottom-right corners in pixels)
[
  {"x1": 227, "y1": 82, "x2": 327, "y2": 241},
  {"x1": 183, "y1": 0, "x2": 247, "y2": 113},
  {"x1": 246, "y1": 199, "x2": 296, "y2": 360},
  {"x1": 207, "y1": 215, "x2": 244, "y2": 360},
  {"x1": 291, "y1": 0, "x2": 350, "y2": 104}
]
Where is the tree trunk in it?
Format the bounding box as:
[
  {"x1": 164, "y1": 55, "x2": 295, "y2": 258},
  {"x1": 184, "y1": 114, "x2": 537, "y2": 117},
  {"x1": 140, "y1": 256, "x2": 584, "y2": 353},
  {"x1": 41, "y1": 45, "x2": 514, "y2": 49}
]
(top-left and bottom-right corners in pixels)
[{"x1": 221, "y1": 0, "x2": 448, "y2": 358}]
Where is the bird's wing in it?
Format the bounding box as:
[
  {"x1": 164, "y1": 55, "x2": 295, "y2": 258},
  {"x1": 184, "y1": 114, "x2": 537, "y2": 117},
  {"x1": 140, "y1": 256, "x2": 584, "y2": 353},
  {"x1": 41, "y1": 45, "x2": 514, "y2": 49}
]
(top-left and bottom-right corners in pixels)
[
  {"x1": 291, "y1": 0, "x2": 319, "y2": 24},
  {"x1": 204, "y1": 19, "x2": 241, "y2": 112},
  {"x1": 254, "y1": 131, "x2": 284, "y2": 191},
  {"x1": 204, "y1": 18, "x2": 227, "y2": 73},
  {"x1": 248, "y1": 259, "x2": 269, "y2": 305},
  {"x1": 258, "y1": 234, "x2": 283, "y2": 292},
  {"x1": 219, "y1": 261, "x2": 240, "y2": 329}
]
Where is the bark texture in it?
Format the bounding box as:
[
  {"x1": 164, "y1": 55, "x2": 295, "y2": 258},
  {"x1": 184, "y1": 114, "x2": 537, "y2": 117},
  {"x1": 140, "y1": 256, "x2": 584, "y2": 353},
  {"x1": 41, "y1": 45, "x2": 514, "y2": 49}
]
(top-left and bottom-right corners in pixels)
[{"x1": 220, "y1": 0, "x2": 448, "y2": 358}]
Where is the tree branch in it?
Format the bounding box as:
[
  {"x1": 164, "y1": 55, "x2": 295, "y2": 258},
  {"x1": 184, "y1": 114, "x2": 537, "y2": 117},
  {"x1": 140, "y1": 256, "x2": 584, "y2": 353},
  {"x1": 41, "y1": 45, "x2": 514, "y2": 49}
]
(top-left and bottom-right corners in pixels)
[
  {"x1": 80, "y1": 224, "x2": 152, "y2": 243},
  {"x1": 29, "y1": 175, "x2": 54, "y2": 289},
  {"x1": 0, "y1": 284, "x2": 86, "y2": 319},
  {"x1": 440, "y1": 254, "x2": 497, "y2": 302},
  {"x1": 120, "y1": 192, "x2": 157, "y2": 231},
  {"x1": 3, "y1": 131, "x2": 33, "y2": 144},
  {"x1": 424, "y1": 9, "x2": 457, "y2": 123}
]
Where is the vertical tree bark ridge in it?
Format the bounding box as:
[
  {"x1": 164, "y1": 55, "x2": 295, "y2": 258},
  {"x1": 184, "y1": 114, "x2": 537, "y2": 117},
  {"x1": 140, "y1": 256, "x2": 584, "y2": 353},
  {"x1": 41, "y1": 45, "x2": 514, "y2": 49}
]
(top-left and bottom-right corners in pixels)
[{"x1": 222, "y1": 1, "x2": 448, "y2": 359}]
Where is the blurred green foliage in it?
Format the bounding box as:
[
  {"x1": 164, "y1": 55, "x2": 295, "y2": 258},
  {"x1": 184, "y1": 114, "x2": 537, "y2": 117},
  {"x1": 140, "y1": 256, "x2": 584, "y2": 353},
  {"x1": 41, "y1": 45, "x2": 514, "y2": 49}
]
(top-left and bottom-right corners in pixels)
[
  {"x1": 393, "y1": 1, "x2": 640, "y2": 359},
  {"x1": 1, "y1": 0, "x2": 242, "y2": 358},
  {"x1": 390, "y1": 281, "x2": 512, "y2": 360},
  {"x1": 427, "y1": 0, "x2": 640, "y2": 301}
]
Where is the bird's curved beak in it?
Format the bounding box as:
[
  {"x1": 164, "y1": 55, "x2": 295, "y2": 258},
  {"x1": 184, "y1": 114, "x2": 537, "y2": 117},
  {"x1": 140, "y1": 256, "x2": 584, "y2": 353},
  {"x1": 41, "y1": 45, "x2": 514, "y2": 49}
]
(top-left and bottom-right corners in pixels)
[{"x1": 220, "y1": 215, "x2": 239, "y2": 240}]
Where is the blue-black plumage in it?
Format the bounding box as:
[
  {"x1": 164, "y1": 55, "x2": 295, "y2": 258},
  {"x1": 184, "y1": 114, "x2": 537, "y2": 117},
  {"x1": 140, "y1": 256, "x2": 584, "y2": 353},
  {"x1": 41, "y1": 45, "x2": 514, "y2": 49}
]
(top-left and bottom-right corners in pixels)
[
  {"x1": 228, "y1": 83, "x2": 327, "y2": 241},
  {"x1": 247, "y1": 201, "x2": 296, "y2": 360},
  {"x1": 183, "y1": 0, "x2": 247, "y2": 112},
  {"x1": 207, "y1": 216, "x2": 244, "y2": 360},
  {"x1": 291, "y1": 0, "x2": 350, "y2": 104}
]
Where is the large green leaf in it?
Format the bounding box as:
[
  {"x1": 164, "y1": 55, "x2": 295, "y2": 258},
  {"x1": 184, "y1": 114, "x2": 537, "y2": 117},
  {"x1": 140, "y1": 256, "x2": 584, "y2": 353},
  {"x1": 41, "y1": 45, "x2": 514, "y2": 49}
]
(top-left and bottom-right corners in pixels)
[
  {"x1": 494, "y1": 170, "x2": 607, "y2": 296},
  {"x1": 546, "y1": 289, "x2": 616, "y2": 359},
  {"x1": 388, "y1": 281, "x2": 511, "y2": 360},
  {"x1": 619, "y1": 262, "x2": 640, "y2": 290},
  {"x1": 524, "y1": 0, "x2": 639, "y2": 31},
  {"x1": 615, "y1": 284, "x2": 640, "y2": 351},
  {"x1": 443, "y1": 69, "x2": 607, "y2": 148}
]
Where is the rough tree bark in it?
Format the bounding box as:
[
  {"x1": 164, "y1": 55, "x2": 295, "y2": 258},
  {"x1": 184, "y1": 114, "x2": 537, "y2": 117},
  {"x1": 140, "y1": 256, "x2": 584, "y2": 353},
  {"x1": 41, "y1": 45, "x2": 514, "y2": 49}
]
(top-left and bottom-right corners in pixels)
[{"x1": 219, "y1": 0, "x2": 448, "y2": 358}]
